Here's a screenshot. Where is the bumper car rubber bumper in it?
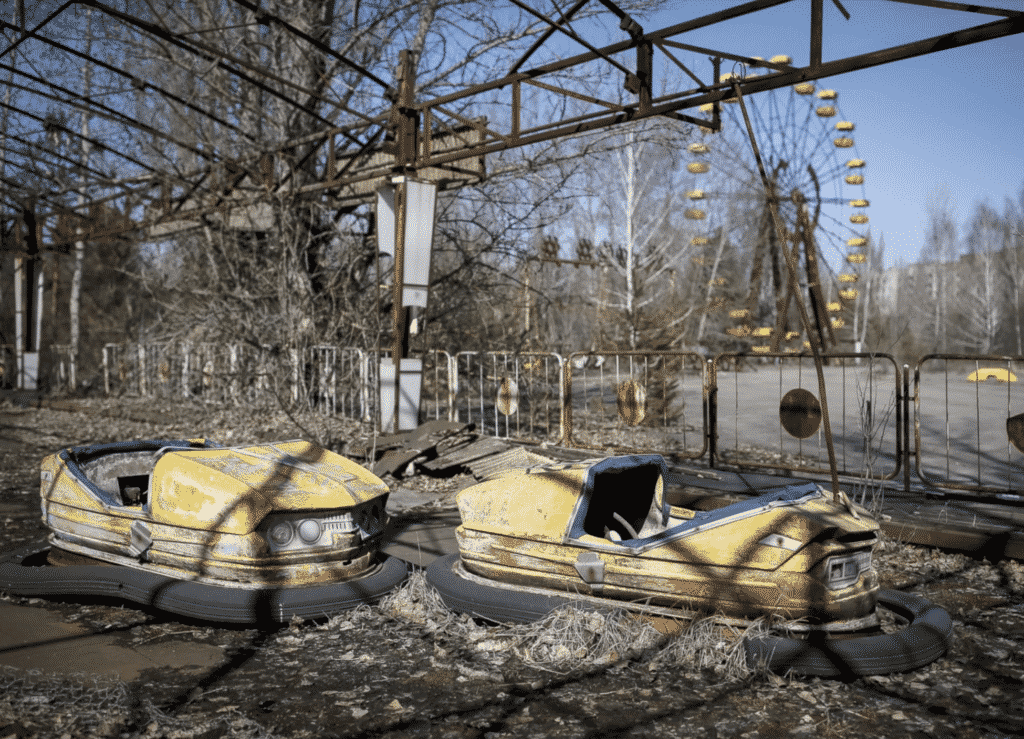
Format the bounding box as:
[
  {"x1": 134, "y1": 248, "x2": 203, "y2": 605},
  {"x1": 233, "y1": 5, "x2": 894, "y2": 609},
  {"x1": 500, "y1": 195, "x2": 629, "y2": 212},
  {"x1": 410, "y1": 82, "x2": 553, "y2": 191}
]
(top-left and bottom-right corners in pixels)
[
  {"x1": 0, "y1": 540, "x2": 409, "y2": 624},
  {"x1": 426, "y1": 552, "x2": 952, "y2": 677}
]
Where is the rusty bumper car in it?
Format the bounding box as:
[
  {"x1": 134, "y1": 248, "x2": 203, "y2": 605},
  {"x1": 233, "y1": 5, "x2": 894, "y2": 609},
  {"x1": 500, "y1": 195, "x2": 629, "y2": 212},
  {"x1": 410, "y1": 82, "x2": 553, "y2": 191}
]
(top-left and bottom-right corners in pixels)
[
  {"x1": 427, "y1": 454, "x2": 952, "y2": 675},
  {"x1": 0, "y1": 439, "x2": 407, "y2": 623}
]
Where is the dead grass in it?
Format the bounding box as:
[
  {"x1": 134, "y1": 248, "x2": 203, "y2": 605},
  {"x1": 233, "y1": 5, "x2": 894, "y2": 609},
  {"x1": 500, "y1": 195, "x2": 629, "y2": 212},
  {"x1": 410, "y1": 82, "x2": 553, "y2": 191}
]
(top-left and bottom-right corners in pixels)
[{"x1": 372, "y1": 571, "x2": 767, "y2": 680}]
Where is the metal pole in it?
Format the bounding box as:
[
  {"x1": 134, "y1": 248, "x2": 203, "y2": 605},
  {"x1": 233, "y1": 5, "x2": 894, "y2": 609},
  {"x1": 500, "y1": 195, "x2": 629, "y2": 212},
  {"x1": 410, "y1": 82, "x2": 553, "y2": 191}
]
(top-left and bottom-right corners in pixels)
[
  {"x1": 391, "y1": 176, "x2": 407, "y2": 431},
  {"x1": 389, "y1": 49, "x2": 417, "y2": 432}
]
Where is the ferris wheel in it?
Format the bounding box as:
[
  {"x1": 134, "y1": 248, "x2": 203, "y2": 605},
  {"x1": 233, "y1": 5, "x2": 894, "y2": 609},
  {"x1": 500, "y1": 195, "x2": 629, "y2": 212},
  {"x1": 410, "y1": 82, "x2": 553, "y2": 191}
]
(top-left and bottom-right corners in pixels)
[{"x1": 685, "y1": 56, "x2": 871, "y2": 354}]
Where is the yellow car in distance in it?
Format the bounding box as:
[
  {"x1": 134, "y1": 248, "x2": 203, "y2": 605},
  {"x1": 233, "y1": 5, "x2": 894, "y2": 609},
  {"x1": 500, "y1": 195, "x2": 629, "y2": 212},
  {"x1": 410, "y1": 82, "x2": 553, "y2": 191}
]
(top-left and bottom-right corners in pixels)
[
  {"x1": 967, "y1": 367, "x2": 1017, "y2": 383},
  {"x1": 1, "y1": 439, "x2": 407, "y2": 623},
  {"x1": 436, "y1": 455, "x2": 880, "y2": 625}
]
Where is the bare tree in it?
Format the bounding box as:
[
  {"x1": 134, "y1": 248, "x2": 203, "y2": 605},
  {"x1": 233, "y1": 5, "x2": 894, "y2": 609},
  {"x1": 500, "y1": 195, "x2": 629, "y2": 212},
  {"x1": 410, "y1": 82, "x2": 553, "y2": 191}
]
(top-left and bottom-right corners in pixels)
[
  {"x1": 958, "y1": 201, "x2": 1007, "y2": 354},
  {"x1": 574, "y1": 122, "x2": 693, "y2": 349},
  {"x1": 918, "y1": 188, "x2": 960, "y2": 353},
  {"x1": 1002, "y1": 185, "x2": 1024, "y2": 354},
  {"x1": 115, "y1": 0, "x2": 665, "y2": 362},
  {"x1": 69, "y1": 6, "x2": 94, "y2": 388}
]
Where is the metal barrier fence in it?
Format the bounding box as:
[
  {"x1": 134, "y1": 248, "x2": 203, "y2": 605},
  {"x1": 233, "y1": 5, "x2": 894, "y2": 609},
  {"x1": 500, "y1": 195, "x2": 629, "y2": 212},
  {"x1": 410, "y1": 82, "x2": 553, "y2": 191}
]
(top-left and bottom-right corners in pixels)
[
  {"x1": 420, "y1": 350, "x2": 454, "y2": 424},
  {"x1": 78, "y1": 343, "x2": 1024, "y2": 497},
  {"x1": 711, "y1": 353, "x2": 903, "y2": 481},
  {"x1": 452, "y1": 351, "x2": 565, "y2": 441},
  {"x1": 0, "y1": 344, "x2": 14, "y2": 389},
  {"x1": 101, "y1": 343, "x2": 374, "y2": 415},
  {"x1": 566, "y1": 351, "x2": 707, "y2": 458},
  {"x1": 915, "y1": 354, "x2": 1024, "y2": 495}
]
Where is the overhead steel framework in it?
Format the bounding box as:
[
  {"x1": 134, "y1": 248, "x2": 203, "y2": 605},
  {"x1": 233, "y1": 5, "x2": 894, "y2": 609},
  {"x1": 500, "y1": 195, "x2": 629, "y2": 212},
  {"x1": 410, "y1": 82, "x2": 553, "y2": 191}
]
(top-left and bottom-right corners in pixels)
[{"x1": 0, "y1": 0, "x2": 1020, "y2": 248}]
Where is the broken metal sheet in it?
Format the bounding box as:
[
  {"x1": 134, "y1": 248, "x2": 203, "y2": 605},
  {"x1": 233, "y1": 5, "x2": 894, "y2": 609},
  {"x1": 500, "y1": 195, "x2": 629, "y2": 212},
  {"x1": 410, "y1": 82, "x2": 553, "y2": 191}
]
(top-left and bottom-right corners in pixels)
[
  {"x1": 371, "y1": 420, "x2": 475, "y2": 477},
  {"x1": 466, "y1": 447, "x2": 554, "y2": 480},
  {"x1": 345, "y1": 433, "x2": 411, "y2": 461},
  {"x1": 372, "y1": 448, "x2": 425, "y2": 478},
  {"x1": 421, "y1": 437, "x2": 511, "y2": 471}
]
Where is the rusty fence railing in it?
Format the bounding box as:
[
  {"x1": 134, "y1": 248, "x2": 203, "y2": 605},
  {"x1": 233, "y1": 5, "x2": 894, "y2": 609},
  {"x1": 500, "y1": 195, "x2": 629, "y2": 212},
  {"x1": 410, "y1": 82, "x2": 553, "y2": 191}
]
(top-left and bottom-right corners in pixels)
[
  {"x1": 82, "y1": 342, "x2": 1024, "y2": 497},
  {"x1": 710, "y1": 352, "x2": 904, "y2": 482},
  {"x1": 419, "y1": 350, "x2": 455, "y2": 424},
  {"x1": 565, "y1": 351, "x2": 707, "y2": 458},
  {"x1": 0, "y1": 344, "x2": 15, "y2": 389},
  {"x1": 451, "y1": 351, "x2": 565, "y2": 441},
  {"x1": 101, "y1": 343, "x2": 375, "y2": 416},
  {"x1": 915, "y1": 354, "x2": 1024, "y2": 496}
]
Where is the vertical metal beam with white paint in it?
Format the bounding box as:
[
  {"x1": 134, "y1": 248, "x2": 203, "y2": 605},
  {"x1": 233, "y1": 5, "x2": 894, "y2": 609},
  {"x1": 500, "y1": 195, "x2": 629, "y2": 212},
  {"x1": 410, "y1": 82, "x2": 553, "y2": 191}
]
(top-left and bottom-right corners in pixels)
[{"x1": 377, "y1": 177, "x2": 437, "y2": 432}]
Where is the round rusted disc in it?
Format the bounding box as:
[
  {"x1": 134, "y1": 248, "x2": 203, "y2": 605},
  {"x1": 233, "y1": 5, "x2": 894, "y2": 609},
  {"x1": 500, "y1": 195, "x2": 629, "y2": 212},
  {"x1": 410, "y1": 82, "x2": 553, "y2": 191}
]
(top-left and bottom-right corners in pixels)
[
  {"x1": 1008, "y1": 413, "x2": 1024, "y2": 454},
  {"x1": 617, "y1": 380, "x2": 647, "y2": 426},
  {"x1": 496, "y1": 377, "x2": 519, "y2": 416},
  {"x1": 780, "y1": 388, "x2": 821, "y2": 439}
]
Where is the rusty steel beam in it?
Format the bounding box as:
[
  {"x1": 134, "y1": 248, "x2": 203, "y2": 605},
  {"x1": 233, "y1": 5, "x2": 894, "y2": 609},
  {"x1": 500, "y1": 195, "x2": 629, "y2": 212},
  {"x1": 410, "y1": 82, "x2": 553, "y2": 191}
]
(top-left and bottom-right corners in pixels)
[
  {"x1": 811, "y1": 0, "x2": 823, "y2": 67},
  {"x1": 0, "y1": 98, "x2": 156, "y2": 175},
  {"x1": 2, "y1": 0, "x2": 1021, "y2": 233},
  {"x1": 82, "y1": 0, "x2": 339, "y2": 129},
  {"x1": 0, "y1": 131, "x2": 116, "y2": 184},
  {"x1": 509, "y1": 0, "x2": 590, "y2": 75},
  {"x1": 406, "y1": 12, "x2": 1022, "y2": 173},
  {"x1": 508, "y1": 0, "x2": 635, "y2": 79},
  {"x1": 54, "y1": 5, "x2": 1020, "y2": 223},
  {"x1": 885, "y1": 0, "x2": 1020, "y2": 16},
  {"x1": 0, "y1": 65, "x2": 241, "y2": 166},
  {"x1": 225, "y1": 0, "x2": 392, "y2": 90}
]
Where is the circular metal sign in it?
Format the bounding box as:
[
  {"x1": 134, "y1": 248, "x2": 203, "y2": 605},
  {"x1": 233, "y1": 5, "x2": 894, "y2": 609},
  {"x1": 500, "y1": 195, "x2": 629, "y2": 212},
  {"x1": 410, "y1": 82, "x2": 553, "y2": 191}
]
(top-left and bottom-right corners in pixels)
[
  {"x1": 779, "y1": 388, "x2": 821, "y2": 439},
  {"x1": 496, "y1": 377, "x2": 519, "y2": 416},
  {"x1": 1008, "y1": 413, "x2": 1024, "y2": 455},
  {"x1": 616, "y1": 380, "x2": 647, "y2": 426}
]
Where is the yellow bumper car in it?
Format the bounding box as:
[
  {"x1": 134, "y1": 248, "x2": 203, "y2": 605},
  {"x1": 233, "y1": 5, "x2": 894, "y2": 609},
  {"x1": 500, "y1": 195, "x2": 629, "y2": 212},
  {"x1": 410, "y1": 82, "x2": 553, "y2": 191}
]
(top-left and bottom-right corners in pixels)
[
  {"x1": 427, "y1": 455, "x2": 951, "y2": 675},
  {"x1": 0, "y1": 439, "x2": 407, "y2": 623}
]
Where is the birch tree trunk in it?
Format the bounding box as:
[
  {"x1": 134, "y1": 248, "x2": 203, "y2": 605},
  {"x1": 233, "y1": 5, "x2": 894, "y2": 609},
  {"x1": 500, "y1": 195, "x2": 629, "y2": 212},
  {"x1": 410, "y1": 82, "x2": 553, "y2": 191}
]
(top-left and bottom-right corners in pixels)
[{"x1": 69, "y1": 7, "x2": 93, "y2": 390}]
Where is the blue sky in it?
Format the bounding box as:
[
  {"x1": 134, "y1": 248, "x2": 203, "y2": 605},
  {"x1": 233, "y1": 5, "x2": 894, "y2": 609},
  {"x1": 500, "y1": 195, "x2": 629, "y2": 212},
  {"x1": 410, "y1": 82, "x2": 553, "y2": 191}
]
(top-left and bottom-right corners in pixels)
[{"x1": 633, "y1": 0, "x2": 1024, "y2": 268}]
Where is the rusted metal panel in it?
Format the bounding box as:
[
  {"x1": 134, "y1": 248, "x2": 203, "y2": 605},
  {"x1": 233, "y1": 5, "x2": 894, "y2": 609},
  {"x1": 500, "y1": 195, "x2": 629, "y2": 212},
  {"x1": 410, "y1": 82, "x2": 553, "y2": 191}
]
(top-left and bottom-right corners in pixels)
[
  {"x1": 566, "y1": 350, "x2": 707, "y2": 458},
  {"x1": 465, "y1": 447, "x2": 554, "y2": 481}
]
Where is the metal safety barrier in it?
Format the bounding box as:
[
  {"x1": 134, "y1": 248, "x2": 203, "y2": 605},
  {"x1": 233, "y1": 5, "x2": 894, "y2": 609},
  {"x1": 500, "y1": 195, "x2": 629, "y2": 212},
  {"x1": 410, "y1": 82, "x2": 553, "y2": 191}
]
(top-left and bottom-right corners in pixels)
[
  {"x1": 451, "y1": 351, "x2": 565, "y2": 441},
  {"x1": 915, "y1": 354, "x2": 1024, "y2": 496},
  {"x1": 711, "y1": 353, "x2": 903, "y2": 481},
  {"x1": 419, "y1": 350, "x2": 455, "y2": 424},
  {"x1": 565, "y1": 351, "x2": 707, "y2": 458},
  {"x1": 86, "y1": 342, "x2": 1024, "y2": 498}
]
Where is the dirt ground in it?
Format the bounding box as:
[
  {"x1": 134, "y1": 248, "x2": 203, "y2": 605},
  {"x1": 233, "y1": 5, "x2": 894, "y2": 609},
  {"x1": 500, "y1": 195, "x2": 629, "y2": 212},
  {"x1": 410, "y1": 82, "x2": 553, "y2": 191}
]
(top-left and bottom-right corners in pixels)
[{"x1": 2, "y1": 397, "x2": 1024, "y2": 739}]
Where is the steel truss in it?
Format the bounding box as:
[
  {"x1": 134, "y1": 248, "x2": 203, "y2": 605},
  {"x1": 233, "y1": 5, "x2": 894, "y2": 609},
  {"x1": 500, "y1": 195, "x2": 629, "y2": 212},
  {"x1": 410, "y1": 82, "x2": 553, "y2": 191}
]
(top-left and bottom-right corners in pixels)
[{"x1": 0, "y1": 0, "x2": 1018, "y2": 247}]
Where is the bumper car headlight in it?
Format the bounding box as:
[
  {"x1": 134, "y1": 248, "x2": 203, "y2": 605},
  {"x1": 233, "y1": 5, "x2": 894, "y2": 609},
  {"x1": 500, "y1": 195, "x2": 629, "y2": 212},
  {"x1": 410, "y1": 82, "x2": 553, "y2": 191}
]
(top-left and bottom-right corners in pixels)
[
  {"x1": 825, "y1": 550, "x2": 872, "y2": 590},
  {"x1": 269, "y1": 521, "x2": 294, "y2": 547},
  {"x1": 297, "y1": 519, "x2": 323, "y2": 544}
]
